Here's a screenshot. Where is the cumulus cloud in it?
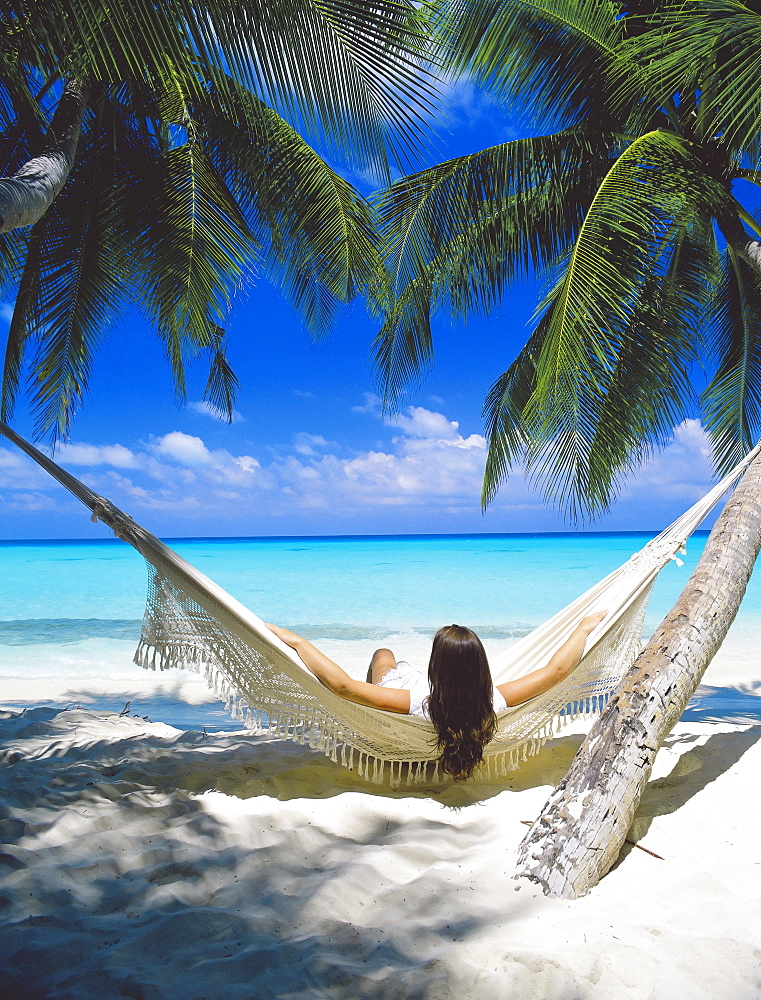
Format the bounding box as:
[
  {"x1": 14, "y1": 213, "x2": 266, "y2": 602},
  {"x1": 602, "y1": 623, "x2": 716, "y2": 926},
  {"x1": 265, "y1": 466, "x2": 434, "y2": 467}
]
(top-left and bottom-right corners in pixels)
[
  {"x1": 620, "y1": 420, "x2": 715, "y2": 501},
  {"x1": 351, "y1": 392, "x2": 382, "y2": 415},
  {"x1": 293, "y1": 433, "x2": 331, "y2": 456},
  {"x1": 145, "y1": 432, "x2": 262, "y2": 488},
  {"x1": 0, "y1": 447, "x2": 57, "y2": 490},
  {"x1": 55, "y1": 442, "x2": 138, "y2": 468},
  {"x1": 5, "y1": 491, "x2": 59, "y2": 511},
  {"x1": 386, "y1": 406, "x2": 462, "y2": 441},
  {"x1": 188, "y1": 400, "x2": 245, "y2": 424},
  {"x1": 271, "y1": 405, "x2": 492, "y2": 511},
  {"x1": 1, "y1": 406, "x2": 728, "y2": 531},
  {"x1": 150, "y1": 431, "x2": 214, "y2": 466}
]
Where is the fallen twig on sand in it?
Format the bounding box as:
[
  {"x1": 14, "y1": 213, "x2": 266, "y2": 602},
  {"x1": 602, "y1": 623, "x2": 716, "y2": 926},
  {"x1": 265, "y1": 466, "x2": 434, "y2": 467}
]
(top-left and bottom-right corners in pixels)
[{"x1": 520, "y1": 820, "x2": 664, "y2": 860}]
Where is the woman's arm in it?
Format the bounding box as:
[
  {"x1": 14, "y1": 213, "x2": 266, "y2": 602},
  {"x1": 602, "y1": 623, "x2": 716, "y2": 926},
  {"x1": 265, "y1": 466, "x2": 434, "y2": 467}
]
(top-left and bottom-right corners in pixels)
[
  {"x1": 266, "y1": 624, "x2": 410, "y2": 714},
  {"x1": 497, "y1": 610, "x2": 608, "y2": 708}
]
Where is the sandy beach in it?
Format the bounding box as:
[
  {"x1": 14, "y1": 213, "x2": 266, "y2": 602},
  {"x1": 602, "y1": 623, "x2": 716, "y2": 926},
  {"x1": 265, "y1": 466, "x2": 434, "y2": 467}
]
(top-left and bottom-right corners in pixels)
[
  {"x1": 1, "y1": 691, "x2": 760, "y2": 999},
  {"x1": 2, "y1": 534, "x2": 760, "y2": 998}
]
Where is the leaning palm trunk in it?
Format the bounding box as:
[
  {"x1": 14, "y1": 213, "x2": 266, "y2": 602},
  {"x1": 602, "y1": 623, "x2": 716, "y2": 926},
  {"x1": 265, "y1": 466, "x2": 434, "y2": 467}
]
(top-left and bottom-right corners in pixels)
[
  {"x1": 516, "y1": 446, "x2": 761, "y2": 899},
  {"x1": 718, "y1": 208, "x2": 761, "y2": 279},
  {"x1": 0, "y1": 79, "x2": 87, "y2": 233}
]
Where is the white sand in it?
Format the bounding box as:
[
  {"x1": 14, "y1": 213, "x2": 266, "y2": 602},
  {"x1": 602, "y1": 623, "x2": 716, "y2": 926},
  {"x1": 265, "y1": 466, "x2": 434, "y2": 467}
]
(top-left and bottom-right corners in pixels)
[{"x1": 1, "y1": 705, "x2": 760, "y2": 1000}]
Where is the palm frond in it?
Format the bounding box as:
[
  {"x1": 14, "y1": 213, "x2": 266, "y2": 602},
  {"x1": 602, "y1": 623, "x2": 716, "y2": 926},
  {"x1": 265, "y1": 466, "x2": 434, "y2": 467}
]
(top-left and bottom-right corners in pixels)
[
  {"x1": 432, "y1": 0, "x2": 627, "y2": 129},
  {"x1": 19, "y1": 95, "x2": 133, "y2": 441},
  {"x1": 1, "y1": 226, "x2": 42, "y2": 422},
  {"x1": 481, "y1": 321, "x2": 546, "y2": 508},
  {"x1": 373, "y1": 129, "x2": 619, "y2": 402},
  {"x1": 197, "y1": 76, "x2": 381, "y2": 336},
  {"x1": 125, "y1": 123, "x2": 257, "y2": 401},
  {"x1": 191, "y1": 0, "x2": 437, "y2": 175},
  {"x1": 202, "y1": 325, "x2": 239, "y2": 421},
  {"x1": 4, "y1": 0, "x2": 437, "y2": 173},
  {"x1": 623, "y1": 1, "x2": 761, "y2": 155},
  {"x1": 483, "y1": 131, "x2": 723, "y2": 517},
  {"x1": 1, "y1": 1, "x2": 197, "y2": 89},
  {"x1": 702, "y1": 246, "x2": 761, "y2": 472}
]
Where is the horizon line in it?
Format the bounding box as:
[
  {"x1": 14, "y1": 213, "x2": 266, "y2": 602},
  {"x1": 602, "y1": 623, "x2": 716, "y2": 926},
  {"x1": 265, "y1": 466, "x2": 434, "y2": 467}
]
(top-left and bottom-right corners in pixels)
[{"x1": 0, "y1": 528, "x2": 713, "y2": 545}]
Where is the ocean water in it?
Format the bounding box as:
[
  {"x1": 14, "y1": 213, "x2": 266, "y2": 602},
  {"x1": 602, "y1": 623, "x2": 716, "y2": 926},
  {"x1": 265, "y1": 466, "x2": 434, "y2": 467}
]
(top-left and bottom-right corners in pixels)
[{"x1": 1, "y1": 533, "x2": 760, "y2": 730}]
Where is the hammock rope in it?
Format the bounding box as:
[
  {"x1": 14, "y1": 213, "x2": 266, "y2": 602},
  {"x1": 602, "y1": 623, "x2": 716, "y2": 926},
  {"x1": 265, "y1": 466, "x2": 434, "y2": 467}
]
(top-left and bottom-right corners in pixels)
[{"x1": 3, "y1": 419, "x2": 758, "y2": 785}]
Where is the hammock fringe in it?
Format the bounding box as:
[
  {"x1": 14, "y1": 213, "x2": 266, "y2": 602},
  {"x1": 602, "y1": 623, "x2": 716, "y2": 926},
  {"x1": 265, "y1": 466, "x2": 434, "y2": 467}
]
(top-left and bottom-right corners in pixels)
[
  {"x1": 135, "y1": 629, "x2": 625, "y2": 785},
  {"x1": 2, "y1": 419, "x2": 756, "y2": 786}
]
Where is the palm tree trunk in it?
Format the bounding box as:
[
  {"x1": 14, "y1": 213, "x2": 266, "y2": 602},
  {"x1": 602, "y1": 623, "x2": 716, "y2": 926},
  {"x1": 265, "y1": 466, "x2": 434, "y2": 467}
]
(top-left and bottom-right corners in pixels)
[
  {"x1": 717, "y1": 207, "x2": 761, "y2": 277},
  {"x1": 516, "y1": 445, "x2": 761, "y2": 899},
  {"x1": 0, "y1": 79, "x2": 88, "y2": 233}
]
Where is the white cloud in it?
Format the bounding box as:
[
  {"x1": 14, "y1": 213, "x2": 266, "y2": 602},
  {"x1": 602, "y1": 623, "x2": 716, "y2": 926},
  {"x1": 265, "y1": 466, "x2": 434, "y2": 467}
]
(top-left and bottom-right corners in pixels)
[
  {"x1": 293, "y1": 433, "x2": 331, "y2": 456},
  {"x1": 272, "y1": 405, "x2": 491, "y2": 510},
  {"x1": 293, "y1": 389, "x2": 316, "y2": 400},
  {"x1": 621, "y1": 420, "x2": 715, "y2": 500},
  {"x1": 386, "y1": 406, "x2": 462, "y2": 441},
  {"x1": 150, "y1": 431, "x2": 213, "y2": 466},
  {"x1": 0, "y1": 447, "x2": 57, "y2": 490},
  {"x1": 188, "y1": 400, "x2": 245, "y2": 424},
  {"x1": 0, "y1": 302, "x2": 14, "y2": 324},
  {"x1": 4, "y1": 490, "x2": 59, "y2": 511},
  {"x1": 352, "y1": 392, "x2": 382, "y2": 415},
  {"x1": 1, "y1": 408, "x2": 729, "y2": 530},
  {"x1": 145, "y1": 432, "x2": 262, "y2": 488},
  {"x1": 55, "y1": 442, "x2": 138, "y2": 468}
]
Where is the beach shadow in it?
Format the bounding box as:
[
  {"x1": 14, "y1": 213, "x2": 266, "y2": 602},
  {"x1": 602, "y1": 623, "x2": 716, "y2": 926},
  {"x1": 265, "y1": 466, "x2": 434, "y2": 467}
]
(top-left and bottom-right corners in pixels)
[
  {"x1": 0, "y1": 787, "x2": 492, "y2": 1000},
  {"x1": 0, "y1": 704, "x2": 586, "y2": 808},
  {"x1": 614, "y1": 725, "x2": 761, "y2": 865},
  {"x1": 0, "y1": 708, "x2": 543, "y2": 1000},
  {"x1": 682, "y1": 681, "x2": 761, "y2": 724}
]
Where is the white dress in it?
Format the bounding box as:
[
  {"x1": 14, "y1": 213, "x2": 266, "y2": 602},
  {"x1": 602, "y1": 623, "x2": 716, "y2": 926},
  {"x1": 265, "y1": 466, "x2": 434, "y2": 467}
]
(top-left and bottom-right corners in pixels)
[{"x1": 377, "y1": 661, "x2": 507, "y2": 718}]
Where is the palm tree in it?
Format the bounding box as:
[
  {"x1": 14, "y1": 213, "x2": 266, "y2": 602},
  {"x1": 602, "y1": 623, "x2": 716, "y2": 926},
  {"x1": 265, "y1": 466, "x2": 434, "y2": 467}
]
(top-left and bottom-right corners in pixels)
[
  {"x1": 0, "y1": 0, "x2": 434, "y2": 440},
  {"x1": 375, "y1": 0, "x2": 761, "y2": 516},
  {"x1": 374, "y1": 0, "x2": 761, "y2": 895}
]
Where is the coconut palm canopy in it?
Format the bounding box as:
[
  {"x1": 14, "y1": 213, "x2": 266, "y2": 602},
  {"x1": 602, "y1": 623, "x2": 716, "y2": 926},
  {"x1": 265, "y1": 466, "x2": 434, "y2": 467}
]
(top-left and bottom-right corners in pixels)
[
  {"x1": 375, "y1": 0, "x2": 761, "y2": 518},
  {"x1": 0, "y1": 0, "x2": 434, "y2": 441}
]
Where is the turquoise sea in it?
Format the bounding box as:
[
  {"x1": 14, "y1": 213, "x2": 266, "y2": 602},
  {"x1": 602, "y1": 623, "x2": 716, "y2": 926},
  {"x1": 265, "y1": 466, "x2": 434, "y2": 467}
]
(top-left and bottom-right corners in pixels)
[{"x1": 2, "y1": 532, "x2": 760, "y2": 729}]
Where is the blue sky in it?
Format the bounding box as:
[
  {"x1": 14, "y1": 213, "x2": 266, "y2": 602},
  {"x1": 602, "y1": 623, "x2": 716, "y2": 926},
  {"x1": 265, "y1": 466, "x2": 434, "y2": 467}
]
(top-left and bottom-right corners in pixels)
[{"x1": 0, "y1": 82, "x2": 729, "y2": 539}]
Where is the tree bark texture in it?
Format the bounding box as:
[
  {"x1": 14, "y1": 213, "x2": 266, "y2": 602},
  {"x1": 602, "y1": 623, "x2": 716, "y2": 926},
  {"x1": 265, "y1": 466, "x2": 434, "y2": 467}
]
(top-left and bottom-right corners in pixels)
[
  {"x1": 0, "y1": 79, "x2": 88, "y2": 233},
  {"x1": 718, "y1": 207, "x2": 761, "y2": 278},
  {"x1": 516, "y1": 445, "x2": 761, "y2": 899}
]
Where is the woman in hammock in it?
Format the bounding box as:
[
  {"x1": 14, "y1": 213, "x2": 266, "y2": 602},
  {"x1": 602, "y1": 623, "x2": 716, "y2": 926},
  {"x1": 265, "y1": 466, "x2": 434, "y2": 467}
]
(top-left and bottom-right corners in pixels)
[{"x1": 266, "y1": 611, "x2": 607, "y2": 781}]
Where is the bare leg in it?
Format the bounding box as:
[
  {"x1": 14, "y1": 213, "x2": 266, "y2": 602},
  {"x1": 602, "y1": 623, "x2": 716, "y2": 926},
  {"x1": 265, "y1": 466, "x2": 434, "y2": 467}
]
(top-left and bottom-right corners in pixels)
[{"x1": 366, "y1": 647, "x2": 396, "y2": 684}]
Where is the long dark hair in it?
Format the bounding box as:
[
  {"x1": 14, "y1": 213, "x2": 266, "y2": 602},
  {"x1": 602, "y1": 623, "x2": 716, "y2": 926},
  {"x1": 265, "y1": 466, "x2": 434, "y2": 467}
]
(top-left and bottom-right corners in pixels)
[{"x1": 426, "y1": 625, "x2": 497, "y2": 781}]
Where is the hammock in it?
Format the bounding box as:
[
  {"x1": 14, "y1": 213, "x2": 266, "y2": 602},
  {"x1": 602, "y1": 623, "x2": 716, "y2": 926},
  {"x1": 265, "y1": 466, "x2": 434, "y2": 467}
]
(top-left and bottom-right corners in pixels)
[{"x1": 2, "y1": 419, "x2": 758, "y2": 785}]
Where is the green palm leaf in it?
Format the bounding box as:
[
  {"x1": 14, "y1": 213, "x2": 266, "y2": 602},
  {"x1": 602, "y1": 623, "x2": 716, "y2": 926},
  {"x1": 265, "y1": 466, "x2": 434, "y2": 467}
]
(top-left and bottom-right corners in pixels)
[
  {"x1": 3, "y1": 1, "x2": 435, "y2": 173},
  {"x1": 702, "y1": 247, "x2": 761, "y2": 472},
  {"x1": 0, "y1": 226, "x2": 40, "y2": 421},
  {"x1": 126, "y1": 132, "x2": 257, "y2": 403},
  {"x1": 202, "y1": 325, "x2": 239, "y2": 421},
  {"x1": 191, "y1": 0, "x2": 437, "y2": 174},
  {"x1": 17, "y1": 93, "x2": 133, "y2": 440},
  {"x1": 486, "y1": 131, "x2": 724, "y2": 516},
  {"x1": 624, "y1": 1, "x2": 761, "y2": 153},
  {"x1": 373, "y1": 129, "x2": 619, "y2": 402},
  {"x1": 433, "y1": 0, "x2": 626, "y2": 128},
  {"x1": 481, "y1": 321, "x2": 546, "y2": 508},
  {"x1": 198, "y1": 76, "x2": 380, "y2": 335}
]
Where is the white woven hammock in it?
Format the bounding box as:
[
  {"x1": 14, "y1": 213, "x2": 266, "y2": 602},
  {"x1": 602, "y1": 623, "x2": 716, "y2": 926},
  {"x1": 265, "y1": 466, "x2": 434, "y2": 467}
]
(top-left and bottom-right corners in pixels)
[{"x1": 3, "y1": 420, "x2": 758, "y2": 786}]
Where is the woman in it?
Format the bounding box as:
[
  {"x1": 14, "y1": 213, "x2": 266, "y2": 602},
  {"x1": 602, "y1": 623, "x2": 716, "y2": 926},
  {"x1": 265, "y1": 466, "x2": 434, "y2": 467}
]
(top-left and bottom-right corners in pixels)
[{"x1": 266, "y1": 610, "x2": 607, "y2": 781}]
